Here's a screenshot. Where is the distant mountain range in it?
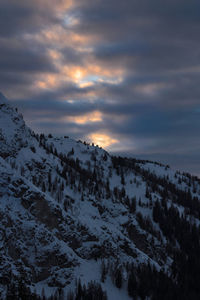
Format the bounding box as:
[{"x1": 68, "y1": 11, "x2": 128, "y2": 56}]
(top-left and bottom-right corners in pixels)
[{"x1": 0, "y1": 94, "x2": 200, "y2": 299}]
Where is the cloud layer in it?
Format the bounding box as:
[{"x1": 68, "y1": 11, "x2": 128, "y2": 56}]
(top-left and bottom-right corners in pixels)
[{"x1": 1, "y1": 0, "x2": 200, "y2": 175}]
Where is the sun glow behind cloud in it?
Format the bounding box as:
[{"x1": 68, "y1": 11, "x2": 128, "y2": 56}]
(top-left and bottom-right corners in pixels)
[
  {"x1": 34, "y1": 59, "x2": 124, "y2": 92},
  {"x1": 66, "y1": 111, "x2": 103, "y2": 125},
  {"x1": 1, "y1": 0, "x2": 200, "y2": 175},
  {"x1": 12, "y1": 2, "x2": 128, "y2": 153},
  {"x1": 26, "y1": 6, "x2": 126, "y2": 94},
  {"x1": 88, "y1": 133, "x2": 119, "y2": 149}
]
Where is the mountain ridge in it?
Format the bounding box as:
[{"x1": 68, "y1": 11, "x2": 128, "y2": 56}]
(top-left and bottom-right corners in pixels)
[{"x1": 0, "y1": 94, "x2": 200, "y2": 299}]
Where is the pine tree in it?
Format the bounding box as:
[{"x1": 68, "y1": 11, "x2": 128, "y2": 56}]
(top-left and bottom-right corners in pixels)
[
  {"x1": 101, "y1": 260, "x2": 107, "y2": 283},
  {"x1": 128, "y1": 270, "x2": 137, "y2": 298},
  {"x1": 121, "y1": 169, "x2": 125, "y2": 185},
  {"x1": 48, "y1": 171, "x2": 52, "y2": 192},
  {"x1": 42, "y1": 182, "x2": 46, "y2": 192},
  {"x1": 130, "y1": 196, "x2": 136, "y2": 213},
  {"x1": 115, "y1": 269, "x2": 122, "y2": 289}
]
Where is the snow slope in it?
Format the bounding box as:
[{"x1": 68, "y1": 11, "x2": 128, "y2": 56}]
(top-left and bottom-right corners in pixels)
[{"x1": 0, "y1": 93, "x2": 200, "y2": 299}]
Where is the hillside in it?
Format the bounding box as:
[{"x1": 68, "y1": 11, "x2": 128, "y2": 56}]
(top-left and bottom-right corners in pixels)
[{"x1": 0, "y1": 95, "x2": 200, "y2": 299}]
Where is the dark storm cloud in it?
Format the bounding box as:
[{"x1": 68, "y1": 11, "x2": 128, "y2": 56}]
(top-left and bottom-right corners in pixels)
[
  {"x1": 0, "y1": 1, "x2": 59, "y2": 96},
  {"x1": 15, "y1": 96, "x2": 96, "y2": 117},
  {"x1": 0, "y1": 39, "x2": 57, "y2": 95},
  {"x1": 0, "y1": 41, "x2": 56, "y2": 73},
  {"x1": 0, "y1": 0, "x2": 58, "y2": 37},
  {"x1": 1, "y1": 0, "x2": 200, "y2": 175},
  {"x1": 73, "y1": 0, "x2": 200, "y2": 76},
  {"x1": 61, "y1": 47, "x2": 85, "y2": 65},
  {"x1": 73, "y1": 0, "x2": 200, "y2": 35}
]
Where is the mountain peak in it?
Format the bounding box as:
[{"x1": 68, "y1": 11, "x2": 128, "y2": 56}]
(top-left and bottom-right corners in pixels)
[
  {"x1": 0, "y1": 91, "x2": 8, "y2": 104},
  {"x1": 0, "y1": 93, "x2": 200, "y2": 299}
]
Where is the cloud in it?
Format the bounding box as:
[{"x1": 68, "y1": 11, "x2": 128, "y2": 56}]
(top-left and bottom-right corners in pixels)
[
  {"x1": 0, "y1": 1, "x2": 59, "y2": 37},
  {"x1": 0, "y1": 39, "x2": 56, "y2": 73},
  {"x1": 1, "y1": 0, "x2": 200, "y2": 175}
]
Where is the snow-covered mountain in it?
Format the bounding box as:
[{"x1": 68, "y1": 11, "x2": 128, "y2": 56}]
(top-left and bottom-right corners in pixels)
[{"x1": 0, "y1": 94, "x2": 200, "y2": 299}]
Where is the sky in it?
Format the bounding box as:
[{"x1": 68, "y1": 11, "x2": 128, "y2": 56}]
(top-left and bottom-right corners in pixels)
[{"x1": 0, "y1": 0, "x2": 200, "y2": 176}]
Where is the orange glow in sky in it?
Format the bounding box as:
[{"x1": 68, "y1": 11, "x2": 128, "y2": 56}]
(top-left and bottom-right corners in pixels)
[
  {"x1": 66, "y1": 111, "x2": 103, "y2": 124},
  {"x1": 88, "y1": 133, "x2": 119, "y2": 148},
  {"x1": 73, "y1": 69, "x2": 84, "y2": 81}
]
